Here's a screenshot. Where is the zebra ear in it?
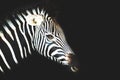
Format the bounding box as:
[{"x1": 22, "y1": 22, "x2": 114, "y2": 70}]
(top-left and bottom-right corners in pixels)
[{"x1": 25, "y1": 14, "x2": 44, "y2": 26}]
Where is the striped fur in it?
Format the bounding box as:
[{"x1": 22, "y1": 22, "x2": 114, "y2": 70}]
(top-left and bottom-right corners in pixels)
[{"x1": 0, "y1": 7, "x2": 78, "y2": 73}]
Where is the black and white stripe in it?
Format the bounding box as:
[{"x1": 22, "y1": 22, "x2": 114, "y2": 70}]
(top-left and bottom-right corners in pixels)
[{"x1": 0, "y1": 7, "x2": 78, "y2": 73}]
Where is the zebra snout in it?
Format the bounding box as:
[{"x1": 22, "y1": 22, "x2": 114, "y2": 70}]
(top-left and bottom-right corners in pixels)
[{"x1": 65, "y1": 54, "x2": 80, "y2": 72}]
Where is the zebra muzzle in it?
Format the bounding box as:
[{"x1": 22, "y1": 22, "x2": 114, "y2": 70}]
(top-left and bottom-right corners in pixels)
[
  {"x1": 70, "y1": 66, "x2": 79, "y2": 72},
  {"x1": 65, "y1": 54, "x2": 80, "y2": 72}
]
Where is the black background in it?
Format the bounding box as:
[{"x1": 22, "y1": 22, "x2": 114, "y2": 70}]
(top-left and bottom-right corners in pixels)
[{"x1": 0, "y1": 0, "x2": 88, "y2": 80}]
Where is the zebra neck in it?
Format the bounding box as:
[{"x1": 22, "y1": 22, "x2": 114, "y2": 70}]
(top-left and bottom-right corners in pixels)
[{"x1": 23, "y1": 24, "x2": 36, "y2": 52}]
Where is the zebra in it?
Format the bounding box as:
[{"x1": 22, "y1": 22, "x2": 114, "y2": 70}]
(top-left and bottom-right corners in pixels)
[{"x1": 0, "y1": 7, "x2": 79, "y2": 73}]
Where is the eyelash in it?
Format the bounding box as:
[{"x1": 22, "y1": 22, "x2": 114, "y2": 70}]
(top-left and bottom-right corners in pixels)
[{"x1": 46, "y1": 34, "x2": 54, "y2": 39}]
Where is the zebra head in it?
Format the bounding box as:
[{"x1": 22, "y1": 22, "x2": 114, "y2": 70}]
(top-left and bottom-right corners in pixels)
[{"x1": 25, "y1": 9, "x2": 79, "y2": 72}]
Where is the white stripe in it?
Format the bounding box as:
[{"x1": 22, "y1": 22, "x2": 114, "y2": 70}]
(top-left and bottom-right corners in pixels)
[
  {"x1": 31, "y1": 26, "x2": 35, "y2": 50},
  {"x1": 45, "y1": 13, "x2": 48, "y2": 18},
  {"x1": 37, "y1": 7, "x2": 40, "y2": 14},
  {"x1": 24, "y1": 47, "x2": 27, "y2": 58},
  {"x1": 34, "y1": 28, "x2": 40, "y2": 50},
  {"x1": 26, "y1": 24, "x2": 33, "y2": 42},
  {"x1": 26, "y1": 24, "x2": 32, "y2": 39},
  {"x1": 43, "y1": 43, "x2": 49, "y2": 57},
  {"x1": 14, "y1": 30, "x2": 24, "y2": 58},
  {"x1": 31, "y1": 26, "x2": 35, "y2": 37},
  {"x1": 16, "y1": 15, "x2": 31, "y2": 54},
  {"x1": 51, "y1": 49, "x2": 64, "y2": 56},
  {"x1": 17, "y1": 14, "x2": 25, "y2": 33},
  {"x1": 0, "y1": 49, "x2": 11, "y2": 69},
  {"x1": 57, "y1": 56, "x2": 66, "y2": 60},
  {"x1": 3, "y1": 25, "x2": 14, "y2": 41},
  {"x1": 0, "y1": 66, "x2": 4, "y2": 72},
  {"x1": 61, "y1": 61, "x2": 69, "y2": 65},
  {"x1": 0, "y1": 32, "x2": 18, "y2": 63},
  {"x1": 26, "y1": 10, "x2": 32, "y2": 15},
  {"x1": 37, "y1": 31, "x2": 42, "y2": 51},
  {"x1": 7, "y1": 21, "x2": 24, "y2": 59},
  {"x1": 47, "y1": 44, "x2": 58, "y2": 57},
  {"x1": 6, "y1": 20, "x2": 16, "y2": 30},
  {"x1": 41, "y1": 9, "x2": 45, "y2": 16},
  {"x1": 32, "y1": 9, "x2": 37, "y2": 15},
  {"x1": 39, "y1": 36, "x2": 45, "y2": 55}
]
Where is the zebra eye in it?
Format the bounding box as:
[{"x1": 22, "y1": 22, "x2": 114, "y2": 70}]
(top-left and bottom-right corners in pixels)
[{"x1": 46, "y1": 34, "x2": 54, "y2": 39}]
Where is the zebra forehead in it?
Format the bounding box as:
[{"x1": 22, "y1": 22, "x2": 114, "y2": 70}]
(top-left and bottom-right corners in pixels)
[
  {"x1": 24, "y1": 10, "x2": 45, "y2": 26},
  {"x1": 14, "y1": 7, "x2": 63, "y2": 33},
  {"x1": 19, "y1": 8, "x2": 47, "y2": 26},
  {"x1": 25, "y1": 14, "x2": 44, "y2": 26},
  {"x1": 23, "y1": 8, "x2": 62, "y2": 31}
]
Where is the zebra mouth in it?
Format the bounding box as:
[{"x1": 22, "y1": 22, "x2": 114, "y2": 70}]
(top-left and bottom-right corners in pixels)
[
  {"x1": 70, "y1": 66, "x2": 79, "y2": 72},
  {"x1": 65, "y1": 54, "x2": 80, "y2": 72}
]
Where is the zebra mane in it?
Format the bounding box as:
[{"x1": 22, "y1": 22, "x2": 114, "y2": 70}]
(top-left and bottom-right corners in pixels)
[{"x1": 19, "y1": 7, "x2": 51, "y2": 26}]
